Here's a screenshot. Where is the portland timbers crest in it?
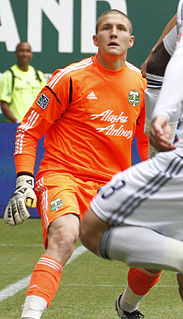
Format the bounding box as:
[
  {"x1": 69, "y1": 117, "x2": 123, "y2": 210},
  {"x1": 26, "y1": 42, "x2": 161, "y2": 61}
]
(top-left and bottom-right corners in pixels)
[
  {"x1": 50, "y1": 198, "x2": 64, "y2": 211},
  {"x1": 128, "y1": 90, "x2": 140, "y2": 107}
]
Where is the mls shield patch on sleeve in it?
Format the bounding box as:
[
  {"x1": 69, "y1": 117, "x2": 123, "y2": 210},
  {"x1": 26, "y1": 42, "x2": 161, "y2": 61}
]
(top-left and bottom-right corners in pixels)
[{"x1": 36, "y1": 93, "x2": 50, "y2": 110}]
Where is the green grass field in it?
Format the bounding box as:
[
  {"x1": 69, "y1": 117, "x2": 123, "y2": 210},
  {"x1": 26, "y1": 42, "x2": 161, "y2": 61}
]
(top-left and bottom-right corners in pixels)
[{"x1": 0, "y1": 218, "x2": 182, "y2": 319}]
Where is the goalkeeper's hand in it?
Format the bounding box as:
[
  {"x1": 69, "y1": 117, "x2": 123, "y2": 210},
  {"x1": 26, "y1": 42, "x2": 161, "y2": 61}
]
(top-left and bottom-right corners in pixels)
[{"x1": 4, "y1": 174, "x2": 37, "y2": 226}]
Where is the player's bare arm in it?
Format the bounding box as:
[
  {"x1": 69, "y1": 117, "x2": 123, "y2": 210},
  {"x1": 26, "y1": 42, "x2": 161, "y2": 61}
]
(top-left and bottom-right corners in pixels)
[{"x1": 141, "y1": 14, "x2": 177, "y2": 77}]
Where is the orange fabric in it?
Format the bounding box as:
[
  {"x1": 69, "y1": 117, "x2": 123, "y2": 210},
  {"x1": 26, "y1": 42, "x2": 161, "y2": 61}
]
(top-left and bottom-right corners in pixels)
[
  {"x1": 27, "y1": 255, "x2": 63, "y2": 307},
  {"x1": 128, "y1": 267, "x2": 162, "y2": 296},
  {"x1": 14, "y1": 54, "x2": 148, "y2": 182},
  {"x1": 35, "y1": 173, "x2": 103, "y2": 247}
]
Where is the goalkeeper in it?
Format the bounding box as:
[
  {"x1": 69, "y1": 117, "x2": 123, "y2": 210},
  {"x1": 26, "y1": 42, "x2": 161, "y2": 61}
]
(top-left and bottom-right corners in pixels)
[{"x1": 4, "y1": 9, "x2": 148, "y2": 319}]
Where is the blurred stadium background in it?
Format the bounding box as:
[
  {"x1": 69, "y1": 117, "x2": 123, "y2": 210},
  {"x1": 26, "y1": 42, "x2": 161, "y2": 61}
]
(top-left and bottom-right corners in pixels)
[
  {"x1": 0, "y1": 0, "x2": 179, "y2": 72},
  {"x1": 0, "y1": 0, "x2": 179, "y2": 218}
]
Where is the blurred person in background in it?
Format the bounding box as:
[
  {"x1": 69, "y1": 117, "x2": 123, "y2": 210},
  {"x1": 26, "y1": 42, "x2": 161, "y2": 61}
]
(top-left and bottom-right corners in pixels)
[{"x1": 0, "y1": 41, "x2": 46, "y2": 123}]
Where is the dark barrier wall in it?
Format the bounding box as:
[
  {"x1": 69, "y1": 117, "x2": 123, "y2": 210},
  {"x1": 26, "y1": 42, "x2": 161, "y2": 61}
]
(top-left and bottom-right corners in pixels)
[
  {"x1": 0, "y1": 0, "x2": 179, "y2": 73},
  {"x1": 0, "y1": 124, "x2": 45, "y2": 218},
  {"x1": 0, "y1": 124, "x2": 140, "y2": 218}
]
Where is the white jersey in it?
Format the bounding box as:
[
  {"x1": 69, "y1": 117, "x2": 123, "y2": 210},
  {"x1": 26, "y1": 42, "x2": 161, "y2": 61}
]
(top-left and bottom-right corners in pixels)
[{"x1": 153, "y1": 0, "x2": 183, "y2": 154}]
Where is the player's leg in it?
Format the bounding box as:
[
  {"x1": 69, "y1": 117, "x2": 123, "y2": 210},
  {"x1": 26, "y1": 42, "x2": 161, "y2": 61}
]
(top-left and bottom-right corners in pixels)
[
  {"x1": 21, "y1": 216, "x2": 80, "y2": 319},
  {"x1": 99, "y1": 153, "x2": 183, "y2": 317},
  {"x1": 21, "y1": 174, "x2": 80, "y2": 319},
  {"x1": 21, "y1": 174, "x2": 102, "y2": 319},
  {"x1": 81, "y1": 208, "x2": 183, "y2": 319},
  {"x1": 80, "y1": 207, "x2": 109, "y2": 255},
  {"x1": 81, "y1": 206, "x2": 183, "y2": 273},
  {"x1": 99, "y1": 225, "x2": 183, "y2": 272},
  {"x1": 99, "y1": 155, "x2": 183, "y2": 272},
  {"x1": 116, "y1": 268, "x2": 162, "y2": 314},
  {"x1": 176, "y1": 273, "x2": 183, "y2": 302},
  {"x1": 81, "y1": 151, "x2": 183, "y2": 271}
]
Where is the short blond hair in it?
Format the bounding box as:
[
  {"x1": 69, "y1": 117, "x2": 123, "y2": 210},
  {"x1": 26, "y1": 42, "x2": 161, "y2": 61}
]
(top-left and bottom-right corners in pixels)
[{"x1": 96, "y1": 9, "x2": 133, "y2": 35}]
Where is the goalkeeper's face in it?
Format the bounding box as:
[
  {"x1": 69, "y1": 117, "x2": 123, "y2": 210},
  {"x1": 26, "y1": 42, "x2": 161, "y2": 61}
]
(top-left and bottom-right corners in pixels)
[{"x1": 93, "y1": 12, "x2": 134, "y2": 58}]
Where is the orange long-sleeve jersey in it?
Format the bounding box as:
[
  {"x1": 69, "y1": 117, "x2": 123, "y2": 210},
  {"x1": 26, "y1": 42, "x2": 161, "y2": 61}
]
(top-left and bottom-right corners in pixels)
[{"x1": 15, "y1": 55, "x2": 148, "y2": 184}]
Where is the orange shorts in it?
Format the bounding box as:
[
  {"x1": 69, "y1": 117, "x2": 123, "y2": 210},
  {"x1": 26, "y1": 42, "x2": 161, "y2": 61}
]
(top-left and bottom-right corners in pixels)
[{"x1": 35, "y1": 173, "x2": 103, "y2": 247}]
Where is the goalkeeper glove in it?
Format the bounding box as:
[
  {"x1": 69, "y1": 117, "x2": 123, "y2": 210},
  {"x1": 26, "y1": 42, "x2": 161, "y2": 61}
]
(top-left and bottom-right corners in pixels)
[{"x1": 4, "y1": 174, "x2": 37, "y2": 226}]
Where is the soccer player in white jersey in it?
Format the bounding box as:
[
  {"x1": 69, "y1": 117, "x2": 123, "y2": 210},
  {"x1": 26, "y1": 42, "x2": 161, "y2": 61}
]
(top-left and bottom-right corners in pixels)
[
  {"x1": 113, "y1": 13, "x2": 183, "y2": 319},
  {"x1": 80, "y1": 2, "x2": 183, "y2": 319}
]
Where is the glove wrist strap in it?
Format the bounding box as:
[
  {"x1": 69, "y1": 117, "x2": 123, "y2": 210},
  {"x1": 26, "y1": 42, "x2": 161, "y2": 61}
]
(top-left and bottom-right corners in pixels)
[
  {"x1": 16, "y1": 175, "x2": 35, "y2": 189},
  {"x1": 17, "y1": 172, "x2": 34, "y2": 178}
]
